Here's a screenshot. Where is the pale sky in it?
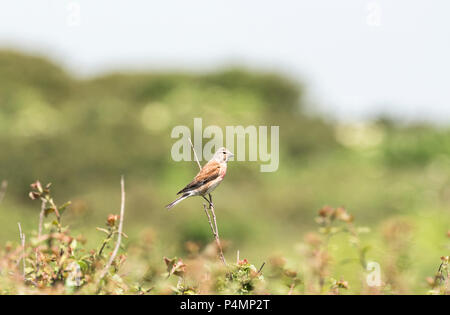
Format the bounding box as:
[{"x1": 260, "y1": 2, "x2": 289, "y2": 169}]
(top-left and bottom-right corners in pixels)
[{"x1": 1, "y1": 1, "x2": 449, "y2": 123}]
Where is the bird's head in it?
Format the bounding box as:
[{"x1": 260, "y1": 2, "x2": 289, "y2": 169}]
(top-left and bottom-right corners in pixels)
[{"x1": 213, "y1": 147, "x2": 234, "y2": 163}]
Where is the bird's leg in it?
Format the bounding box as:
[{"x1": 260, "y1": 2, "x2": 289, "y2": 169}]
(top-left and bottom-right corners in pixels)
[
  {"x1": 202, "y1": 195, "x2": 213, "y2": 208},
  {"x1": 208, "y1": 194, "x2": 214, "y2": 208}
]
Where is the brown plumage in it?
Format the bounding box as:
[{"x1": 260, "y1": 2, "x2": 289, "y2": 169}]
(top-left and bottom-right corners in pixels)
[
  {"x1": 177, "y1": 160, "x2": 221, "y2": 195},
  {"x1": 166, "y1": 147, "x2": 233, "y2": 209}
]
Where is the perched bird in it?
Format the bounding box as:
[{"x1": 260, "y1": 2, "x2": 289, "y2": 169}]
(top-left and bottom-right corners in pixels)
[{"x1": 166, "y1": 147, "x2": 234, "y2": 209}]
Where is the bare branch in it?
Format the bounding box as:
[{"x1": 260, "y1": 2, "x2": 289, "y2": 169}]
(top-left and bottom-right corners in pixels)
[
  {"x1": 0, "y1": 180, "x2": 8, "y2": 204},
  {"x1": 258, "y1": 262, "x2": 266, "y2": 274},
  {"x1": 203, "y1": 203, "x2": 226, "y2": 265},
  {"x1": 203, "y1": 203, "x2": 215, "y2": 236},
  {"x1": 98, "y1": 176, "x2": 126, "y2": 283},
  {"x1": 209, "y1": 204, "x2": 227, "y2": 265},
  {"x1": 188, "y1": 137, "x2": 202, "y2": 171},
  {"x1": 17, "y1": 222, "x2": 26, "y2": 279}
]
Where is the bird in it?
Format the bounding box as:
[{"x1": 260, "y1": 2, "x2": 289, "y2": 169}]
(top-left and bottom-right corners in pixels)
[{"x1": 166, "y1": 147, "x2": 234, "y2": 210}]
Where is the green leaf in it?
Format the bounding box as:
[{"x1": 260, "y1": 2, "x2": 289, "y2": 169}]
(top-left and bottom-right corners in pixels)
[
  {"x1": 44, "y1": 207, "x2": 55, "y2": 217},
  {"x1": 59, "y1": 201, "x2": 72, "y2": 214},
  {"x1": 77, "y1": 260, "x2": 88, "y2": 273}
]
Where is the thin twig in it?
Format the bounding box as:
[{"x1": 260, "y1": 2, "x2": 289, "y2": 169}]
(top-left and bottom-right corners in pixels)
[
  {"x1": 17, "y1": 222, "x2": 26, "y2": 279},
  {"x1": 47, "y1": 197, "x2": 61, "y2": 231},
  {"x1": 201, "y1": 211, "x2": 226, "y2": 258},
  {"x1": 98, "y1": 176, "x2": 126, "y2": 283},
  {"x1": 203, "y1": 203, "x2": 226, "y2": 265},
  {"x1": 0, "y1": 180, "x2": 7, "y2": 204},
  {"x1": 203, "y1": 203, "x2": 215, "y2": 237},
  {"x1": 209, "y1": 203, "x2": 226, "y2": 265},
  {"x1": 34, "y1": 199, "x2": 46, "y2": 281},
  {"x1": 38, "y1": 199, "x2": 46, "y2": 240},
  {"x1": 188, "y1": 137, "x2": 202, "y2": 171},
  {"x1": 97, "y1": 230, "x2": 114, "y2": 258},
  {"x1": 258, "y1": 262, "x2": 266, "y2": 274}
]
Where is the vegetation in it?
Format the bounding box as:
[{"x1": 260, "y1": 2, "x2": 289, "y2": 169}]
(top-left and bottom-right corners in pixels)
[{"x1": 0, "y1": 50, "x2": 450, "y2": 294}]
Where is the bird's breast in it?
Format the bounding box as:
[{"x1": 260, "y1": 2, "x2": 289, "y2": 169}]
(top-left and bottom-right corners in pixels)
[{"x1": 219, "y1": 163, "x2": 227, "y2": 179}]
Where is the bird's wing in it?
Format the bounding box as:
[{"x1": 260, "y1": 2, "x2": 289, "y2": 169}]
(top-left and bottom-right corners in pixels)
[{"x1": 177, "y1": 160, "x2": 221, "y2": 194}]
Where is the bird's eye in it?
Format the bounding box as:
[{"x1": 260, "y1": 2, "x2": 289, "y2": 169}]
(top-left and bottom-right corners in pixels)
[{"x1": 223, "y1": 151, "x2": 226, "y2": 155}]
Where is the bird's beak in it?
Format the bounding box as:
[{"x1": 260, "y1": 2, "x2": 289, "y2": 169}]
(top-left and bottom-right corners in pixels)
[{"x1": 229, "y1": 152, "x2": 234, "y2": 158}]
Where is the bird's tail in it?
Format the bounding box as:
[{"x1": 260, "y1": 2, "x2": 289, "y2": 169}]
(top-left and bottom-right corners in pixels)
[{"x1": 166, "y1": 192, "x2": 191, "y2": 210}]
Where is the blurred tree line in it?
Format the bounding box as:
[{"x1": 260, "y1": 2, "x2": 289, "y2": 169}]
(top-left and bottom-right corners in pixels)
[
  {"x1": 0, "y1": 50, "x2": 338, "y2": 198},
  {"x1": 1, "y1": 49, "x2": 450, "y2": 227}
]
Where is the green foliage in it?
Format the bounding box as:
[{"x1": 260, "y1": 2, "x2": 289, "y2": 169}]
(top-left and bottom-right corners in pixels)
[
  {"x1": 0, "y1": 50, "x2": 337, "y2": 192},
  {"x1": 0, "y1": 181, "x2": 449, "y2": 294},
  {"x1": 382, "y1": 126, "x2": 450, "y2": 167},
  {"x1": 1, "y1": 50, "x2": 450, "y2": 294}
]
